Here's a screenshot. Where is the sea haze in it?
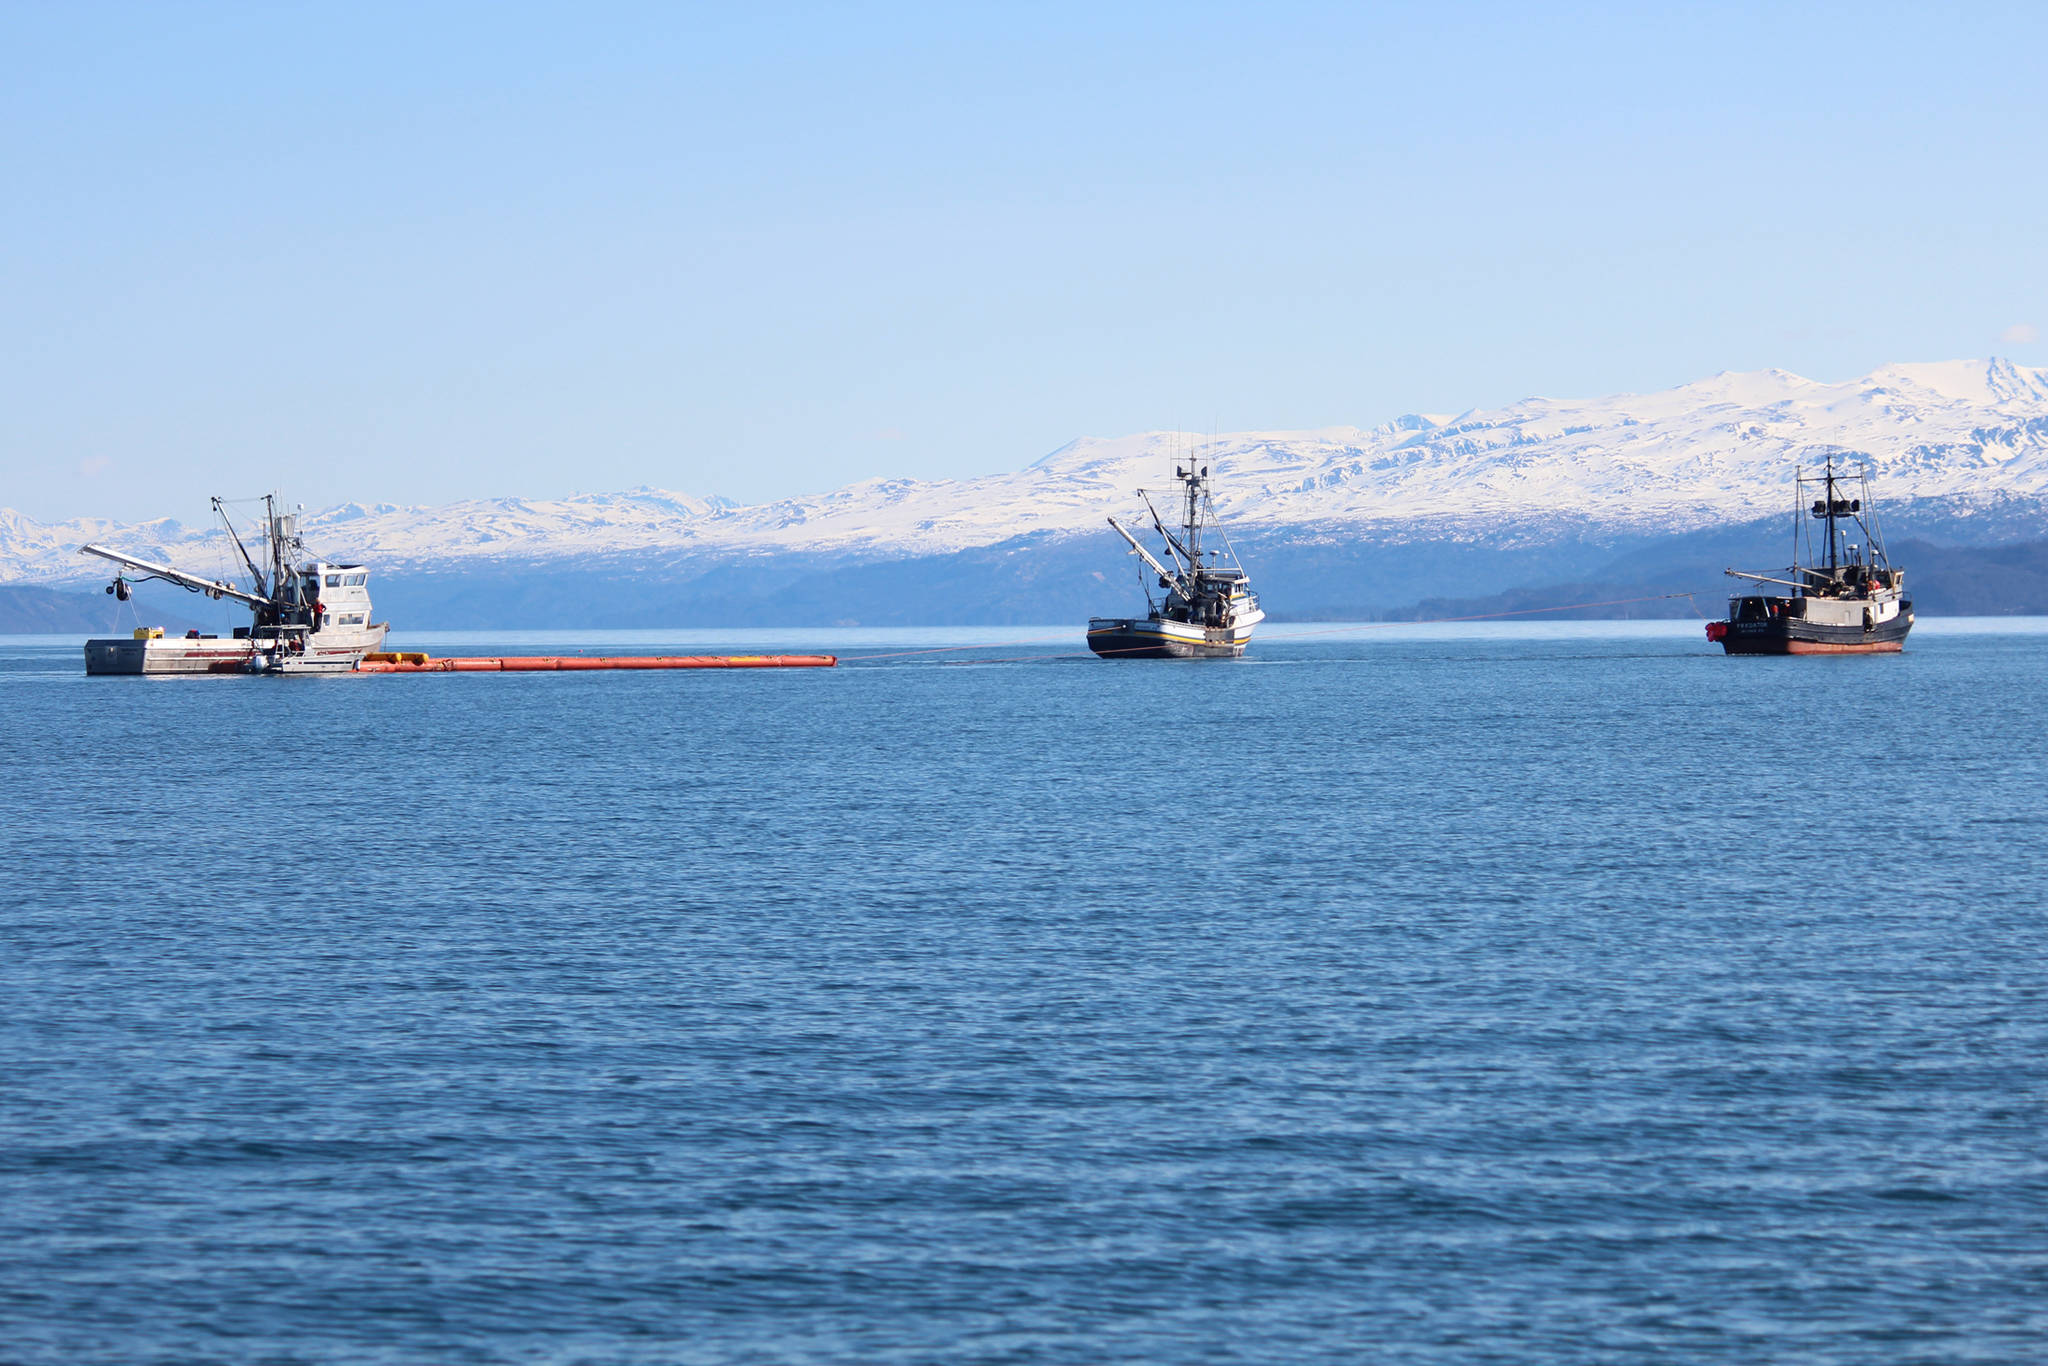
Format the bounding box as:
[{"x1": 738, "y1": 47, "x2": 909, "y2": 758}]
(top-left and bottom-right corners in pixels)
[{"x1": 2, "y1": 623, "x2": 2046, "y2": 1364}]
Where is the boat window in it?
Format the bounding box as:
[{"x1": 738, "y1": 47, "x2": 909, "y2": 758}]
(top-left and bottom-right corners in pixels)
[{"x1": 325, "y1": 574, "x2": 341, "y2": 587}]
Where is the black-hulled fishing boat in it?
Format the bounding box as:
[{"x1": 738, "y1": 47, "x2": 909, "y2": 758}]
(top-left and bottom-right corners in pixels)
[
  {"x1": 1087, "y1": 463, "x2": 1264, "y2": 659},
  {"x1": 1708, "y1": 458, "x2": 1913, "y2": 655}
]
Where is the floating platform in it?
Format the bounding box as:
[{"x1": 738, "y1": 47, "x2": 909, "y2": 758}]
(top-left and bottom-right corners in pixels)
[{"x1": 355, "y1": 653, "x2": 836, "y2": 673}]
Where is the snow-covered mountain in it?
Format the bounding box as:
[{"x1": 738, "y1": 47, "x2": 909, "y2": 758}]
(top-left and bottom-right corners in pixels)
[{"x1": 7, "y1": 359, "x2": 2048, "y2": 585}]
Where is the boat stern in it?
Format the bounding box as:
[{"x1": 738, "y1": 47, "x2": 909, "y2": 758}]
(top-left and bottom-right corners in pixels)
[{"x1": 1086, "y1": 616, "x2": 1251, "y2": 659}]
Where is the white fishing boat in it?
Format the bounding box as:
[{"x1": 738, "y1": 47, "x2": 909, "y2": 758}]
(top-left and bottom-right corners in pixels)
[
  {"x1": 1087, "y1": 463, "x2": 1264, "y2": 659},
  {"x1": 80, "y1": 495, "x2": 389, "y2": 675}
]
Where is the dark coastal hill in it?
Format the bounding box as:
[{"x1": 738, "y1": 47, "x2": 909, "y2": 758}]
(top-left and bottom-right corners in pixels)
[
  {"x1": 10, "y1": 524, "x2": 2048, "y2": 633},
  {"x1": 1370, "y1": 539, "x2": 2048, "y2": 623},
  {"x1": 0, "y1": 586, "x2": 204, "y2": 635},
  {"x1": 342, "y1": 526, "x2": 2048, "y2": 629}
]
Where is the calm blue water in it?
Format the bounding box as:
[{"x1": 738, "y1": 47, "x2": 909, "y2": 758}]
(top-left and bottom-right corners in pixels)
[{"x1": 4, "y1": 621, "x2": 2046, "y2": 1364}]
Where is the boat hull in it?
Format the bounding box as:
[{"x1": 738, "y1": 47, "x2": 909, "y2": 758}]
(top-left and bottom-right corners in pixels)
[
  {"x1": 1086, "y1": 616, "x2": 1253, "y2": 659},
  {"x1": 85, "y1": 624, "x2": 389, "y2": 675},
  {"x1": 84, "y1": 638, "x2": 257, "y2": 675},
  {"x1": 1713, "y1": 611, "x2": 1913, "y2": 655}
]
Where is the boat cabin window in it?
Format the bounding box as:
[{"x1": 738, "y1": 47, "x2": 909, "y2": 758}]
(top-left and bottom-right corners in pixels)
[
  {"x1": 1734, "y1": 596, "x2": 1773, "y2": 622},
  {"x1": 325, "y1": 573, "x2": 341, "y2": 587}
]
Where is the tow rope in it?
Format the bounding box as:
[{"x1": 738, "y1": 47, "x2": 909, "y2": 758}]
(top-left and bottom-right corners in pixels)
[{"x1": 838, "y1": 592, "x2": 1703, "y2": 664}]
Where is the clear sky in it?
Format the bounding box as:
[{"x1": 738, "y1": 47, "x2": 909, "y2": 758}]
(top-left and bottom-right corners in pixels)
[{"x1": 4, "y1": 2, "x2": 2045, "y2": 522}]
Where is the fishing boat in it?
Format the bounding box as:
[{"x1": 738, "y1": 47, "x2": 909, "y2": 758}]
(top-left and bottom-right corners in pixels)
[
  {"x1": 1088, "y1": 463, "x2": 1265, "y2": 659},
  {"x1": 1708, "y1": 458, "x2": 1913, "y2": 655},
  {"x1": 79, "y1": 495, "x2": 389, "y2": 675}
]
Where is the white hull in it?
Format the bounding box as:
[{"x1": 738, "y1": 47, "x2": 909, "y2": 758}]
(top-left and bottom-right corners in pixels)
[{"x1": 85, "y1": 624, "x2": 389, "y2": 676}]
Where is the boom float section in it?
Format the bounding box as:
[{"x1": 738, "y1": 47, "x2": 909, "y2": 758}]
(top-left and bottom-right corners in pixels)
[{"x1": 354, "y1": 654, "x2": 836, "y2": 673}]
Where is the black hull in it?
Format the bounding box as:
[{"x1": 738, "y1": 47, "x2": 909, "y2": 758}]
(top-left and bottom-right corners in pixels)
[
  {"x1": 1717, "y1": 608, "x2": 1913, "y2": 655},
  {"x1": 1085, "y1": 623, "x2": 1246, "y2": 659}
]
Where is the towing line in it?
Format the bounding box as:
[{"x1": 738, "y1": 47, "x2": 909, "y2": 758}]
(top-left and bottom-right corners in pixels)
[
  {"x1": 837, "y1": 593, "x2": 1702, "y2": 664},
  {"x1": 346, "y1": 593, "x2": 1695, "y2": 673}
]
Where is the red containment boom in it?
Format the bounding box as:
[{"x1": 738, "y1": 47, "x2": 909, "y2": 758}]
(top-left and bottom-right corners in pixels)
[{"x1": 355, "y1": 654, "x2": 835, "y2": 673}]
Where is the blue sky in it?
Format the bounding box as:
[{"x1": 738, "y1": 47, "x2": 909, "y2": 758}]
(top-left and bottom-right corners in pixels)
[{"x1": 5, "y1": 2, "x2": 2044, "y2": 521}]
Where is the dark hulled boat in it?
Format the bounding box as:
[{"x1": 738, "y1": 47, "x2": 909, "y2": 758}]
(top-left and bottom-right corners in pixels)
[
  {"x1": 1708, "y1": 459, "x2": 1913, "y2": 655},
  {"x1": 1087, "y1": 463, "x2": 1264, "y2": 659}
]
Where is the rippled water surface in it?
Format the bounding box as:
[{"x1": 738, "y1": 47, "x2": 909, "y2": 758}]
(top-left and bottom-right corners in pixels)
[{"x1": 4, "y1": 623, "x2": 2046, "y2": 1364}]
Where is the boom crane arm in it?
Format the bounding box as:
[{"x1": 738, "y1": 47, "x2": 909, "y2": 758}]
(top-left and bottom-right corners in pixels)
[
  {"x1": 1138, "y1": 493, "x2": 1195, "y2": 571},
  {"x1": 79, "y1": 543, "x2": 269, "y2": 609},
  {"x1": 1107, "y1": 517, "x2": 1184, "y2": 591},
  {"x1": 1726, "y1": 567, "x2": 1832, "y2": 591},
  {"x1": 212, "y1": 496, "x2": 266, "y2": 596}
]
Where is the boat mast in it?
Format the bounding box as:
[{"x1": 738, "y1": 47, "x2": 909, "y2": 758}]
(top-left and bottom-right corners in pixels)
[
  {"x1": 256, "y1": 493, "x2": 314, "y2": 631},
  {"x1": 213, "y1": 497, "x2": 267, "y2": 596},
  {"x1": 1177, "y1": 462, "x2": 1211, "y2": 592},
  {"x1": 1859, "y1": 463, "x2": 1890, "y2": 570},
  {"x1": 1827, "y1": 457, "x2": 1842, "y2": 575},
  {"x1": 264, "y1": 494, "x2": 279, "y2": 611},
  {"x1": 1791, "y1": 463, "x2": 1803, "y2": 590},
  {"x1": 268, "y1": 494, "x2": 286, "y2": 629},
  {"x1": 1808, "y1": 455, "x2": 1873, "y2": 576}
]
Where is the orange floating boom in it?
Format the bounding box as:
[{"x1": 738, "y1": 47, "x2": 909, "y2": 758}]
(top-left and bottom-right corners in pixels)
[{"x1": 355, "y1": 654, "x2": 836, "y2": 673}]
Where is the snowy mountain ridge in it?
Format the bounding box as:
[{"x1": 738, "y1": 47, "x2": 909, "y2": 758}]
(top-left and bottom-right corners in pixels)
[{"x1": 7, "y1": 359, "x2": 2048, "y2": 585}]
